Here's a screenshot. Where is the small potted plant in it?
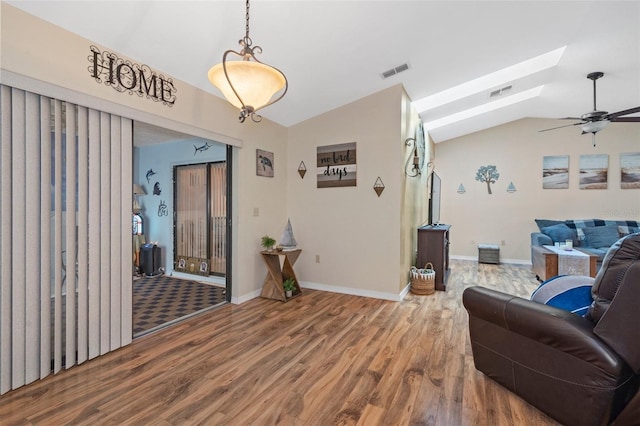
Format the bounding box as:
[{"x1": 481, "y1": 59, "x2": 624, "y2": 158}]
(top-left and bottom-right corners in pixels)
[
  {"x1": 283, "y1": 277, "x2": 296, "y2": 298},
  {"x1": 261, "y1": 235, "x2": 276, "y2": 251}
]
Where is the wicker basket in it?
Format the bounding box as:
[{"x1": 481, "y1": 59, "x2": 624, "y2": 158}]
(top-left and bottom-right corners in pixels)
[{"x1": 410, "y1": 263, "x2": 436, "y2": 295}]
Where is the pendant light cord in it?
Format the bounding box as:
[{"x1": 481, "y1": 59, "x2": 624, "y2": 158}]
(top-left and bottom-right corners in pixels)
[
  {"x1": 245, "y1": 0, "x2": 250, "y2": 39},
  {"x1": 242, "y1": 0, "x2": 253, "y2": 48}
]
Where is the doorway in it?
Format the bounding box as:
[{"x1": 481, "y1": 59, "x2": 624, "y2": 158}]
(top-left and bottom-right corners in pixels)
[{"x1": 132, "y1": 122, "x2": 231, "y2": 337}]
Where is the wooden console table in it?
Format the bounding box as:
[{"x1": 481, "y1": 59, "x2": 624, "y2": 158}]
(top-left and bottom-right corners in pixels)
[
  {"x1": 260, "y1": 249, "x2": 302, "y2": 302},
  {"x1": 531, "y1": 245, "x2": 597, "y2": 282}
]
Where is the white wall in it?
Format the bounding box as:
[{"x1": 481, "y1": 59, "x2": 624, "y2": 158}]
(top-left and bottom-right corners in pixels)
[
  {"x1": 286, "y1": 85, "x2": 425, "y2": 299},
  {"x1": 434, "y1": 117, "x2": 640, "y2": 263},
  {"x1": 1, "y1": 3, "x2": 289, "y2": 303}
]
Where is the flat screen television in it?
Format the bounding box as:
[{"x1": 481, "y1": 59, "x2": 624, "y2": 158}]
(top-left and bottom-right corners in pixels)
[{"x1": 428, "y1": 172, "x2": 441, "y2": 225}]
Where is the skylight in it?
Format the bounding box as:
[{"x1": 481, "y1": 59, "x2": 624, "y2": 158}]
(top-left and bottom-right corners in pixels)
[
  {"x1": 413, "y1": 46, "x2": 566, "y2": 113},
  {"x1": 423, "y1": 85, "x2": 544, "y2": 130}
]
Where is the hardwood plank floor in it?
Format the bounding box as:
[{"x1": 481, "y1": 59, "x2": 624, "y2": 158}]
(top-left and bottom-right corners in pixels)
[{"x1": 0, "y1": 260, "x2": 560, "y2": 425}]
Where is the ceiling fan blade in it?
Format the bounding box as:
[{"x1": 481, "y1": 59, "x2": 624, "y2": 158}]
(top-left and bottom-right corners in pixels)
[
  {"x1": 611, "y1": 116, "x2": 640, "y2": 123},
  {"x1": 605, "y1": 106, "x2": 640, "y2": 120},
  {"x1": 539, "y1": 122, "x2": 583, "y2": 132},
  {"x1": 559, "y1": 117, "x2": 583, "y2": 120}
]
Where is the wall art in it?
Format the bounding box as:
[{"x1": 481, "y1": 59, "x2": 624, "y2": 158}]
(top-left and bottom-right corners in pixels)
[
  {"x1": 317, "y1": 142, "x2": 357, "y2": 188},
  {"x1": 475, "y1": 165, "x2": 499, "y2": 194},
  {"x1": 579, "y1": 154, "x2": 608, "y2": 190},
  {"x1": 193, "y1": 141, "x2": 212, "y2": 156},
  {"x1": 373, "y1": 177, "x2": 385, "y2": 197},
  {"x1": 88, "y1": 45, "x2": 177, "y2": 107},
  {"x1": 145, "y1": 168, "x2": 157, "y2": 184},
  {"x1": 157, "y1": 200, "x2": 169, "y2": 217},
  {"x1": 298, "y1": 161, "x2": 307, "y2": 179},
  {"x1": 256, "y1": 149, "x2": 274, "y2": 177},
  {"x1": 621, "y1": 152, "x2": 640, "y2": 189},
  {"x1": 542, "y1": 155, "x2": 569, "y2": 189}
]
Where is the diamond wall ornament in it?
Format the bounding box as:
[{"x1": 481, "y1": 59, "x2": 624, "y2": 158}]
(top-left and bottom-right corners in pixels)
[
  {"x1": 373, "y1": 177, "x2": 385, "y2": 197},
  {"x1": 298, "y1": 161, "x2": 307, "y2": 179}
]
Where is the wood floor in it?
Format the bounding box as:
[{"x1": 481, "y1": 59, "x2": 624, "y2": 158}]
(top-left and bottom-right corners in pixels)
[{"x1": 0, "y1": 260, "x2": 560, "y2": 425}]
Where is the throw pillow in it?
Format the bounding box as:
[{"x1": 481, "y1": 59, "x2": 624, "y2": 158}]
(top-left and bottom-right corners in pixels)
[
  {"x1": 535, "y1": 219, "x2": 565, "y2": 231},
  {"x1": 531, "y1": 275, "x2": 595, "y2": 316},
  {"x1": 582, "y1": 226, "x2": 621, "y2": 248},
  {"x1": 618, "y1": 225, "x2": 640, "y2": 237},
  {"x1": 540, "y1": 224, "x2": 577, "y2": 244}
]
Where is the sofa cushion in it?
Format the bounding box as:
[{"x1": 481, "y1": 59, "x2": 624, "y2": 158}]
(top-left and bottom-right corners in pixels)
[
  {"x1": 618, "y1": 225, "x2": 640, "y2": 237},
  {"x1": 531, "y1": 275, "x2": 595, "y2": 316},
  {"x1": 582, "y1": 226, "x2": 620, "y2": 248},
  {"x1": 535, "y1": 219, "x2": 565, "y2": 231},
  {"x1": 540, "y1": 224, "x2": 577, "y2": 244}
]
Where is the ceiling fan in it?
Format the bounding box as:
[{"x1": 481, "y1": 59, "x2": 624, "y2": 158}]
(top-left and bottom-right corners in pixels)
[{"x1": 540, "y1": 71, "x2": 640, "y2": 146}]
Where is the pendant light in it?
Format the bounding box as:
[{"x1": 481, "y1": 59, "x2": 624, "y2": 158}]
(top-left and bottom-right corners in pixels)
[{"x1": 208, "y1": 0, "x2": 288, "y2": 123}]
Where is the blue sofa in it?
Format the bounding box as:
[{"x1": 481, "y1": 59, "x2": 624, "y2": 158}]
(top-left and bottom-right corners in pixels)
[{"x1": 531, "y1": 219, "x2": 640, "y2": 264}]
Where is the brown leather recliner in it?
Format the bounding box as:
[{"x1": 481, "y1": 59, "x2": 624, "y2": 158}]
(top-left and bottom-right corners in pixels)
[{"x1": 463, "y1": 233, "x2": 640, "y2": 426}]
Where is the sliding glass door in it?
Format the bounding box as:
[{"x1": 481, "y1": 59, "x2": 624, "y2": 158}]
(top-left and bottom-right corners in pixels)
[{"x1": 174, "y1": 162, "x2": 226, "y2": 276}]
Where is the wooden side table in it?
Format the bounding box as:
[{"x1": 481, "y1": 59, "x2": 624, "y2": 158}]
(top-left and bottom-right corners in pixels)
[
  {"x1": 531, "y1": 245, "x2": 597, "y2": 282},
  {"x1": 260, "y1": 249, "x2": 302, "y2": 302}
]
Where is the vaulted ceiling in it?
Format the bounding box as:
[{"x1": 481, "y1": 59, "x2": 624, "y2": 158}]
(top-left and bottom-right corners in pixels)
[{"x1": 7, "y1": 1, "x2": 640, "y2": 143}]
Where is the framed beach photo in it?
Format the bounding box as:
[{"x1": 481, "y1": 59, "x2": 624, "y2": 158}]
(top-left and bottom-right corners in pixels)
[
  {"x1": 621, "y1": 152, "x2": 640, "y2": 189},
  {"x1": 579, "y1": 154, "x2": 608, "y2": 190},
  {"x1": 542, "y1": 155, "x2": 569, "y2": 189}
]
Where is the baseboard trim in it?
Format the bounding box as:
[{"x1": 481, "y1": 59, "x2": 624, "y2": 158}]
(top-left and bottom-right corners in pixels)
[
  {"x1": 169, "y1": 271, "x2": 226, "y2": 286},
  {"x1": 231, "y1": 283, "x2": 409, "y2": 305},
  {"x1": 300, "y1": 281, "x2": 408, "y2": 302},
  {"x1": 450, "y1": 255, "x2": 531, "y2": 265},
  {"x1": 232, "y1": 288, "x2": 262, "y2": 305}
]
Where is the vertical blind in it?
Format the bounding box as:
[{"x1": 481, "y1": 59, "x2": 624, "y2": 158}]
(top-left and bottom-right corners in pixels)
[
  {"x1": 175, "y1": 164, "x2": 209, "y2": 261},
  {"x1": 210, "y1": 163, "x2": 227, "y2": 275},
  {"x1": 0, "y1": 85, "x2": 133, "y2": 395}
]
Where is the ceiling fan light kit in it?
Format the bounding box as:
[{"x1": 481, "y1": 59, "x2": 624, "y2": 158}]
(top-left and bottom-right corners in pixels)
[
  {"x1": 540, "y1": 71, "x2": 640, "y2": 146},
  {"x1": 208, "y1": 0, "x2": 288, "y2": 123}
]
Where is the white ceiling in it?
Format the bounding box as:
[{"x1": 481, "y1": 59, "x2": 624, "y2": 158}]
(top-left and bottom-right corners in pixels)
[{"x1": 7, "y1": 0, "x2": 640, "y2": 143}]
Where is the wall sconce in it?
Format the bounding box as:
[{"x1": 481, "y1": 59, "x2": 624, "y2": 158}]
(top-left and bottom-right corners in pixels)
[
  {"x1": 404, "y1": 137, "x2": 423, "y2": 177},
  {"x1": 373, "y1": 177, "x2": 385, "y2": 197},
  {"x1": 298, "y1": 161, "x2": 307, "y2": 179},
  {"x1": 507, "y1": 182, "x2": 517, "y2": 193},
  {"x1": 457, "y1": 183, "x2": 466, "y2": 194}
]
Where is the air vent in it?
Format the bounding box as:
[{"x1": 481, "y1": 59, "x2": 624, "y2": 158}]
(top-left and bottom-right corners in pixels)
[
  {"x1": 381, "y1": 63, "x2": 410, "y2": 79},
  {"x1": 490, "y1": 85, "x2": 512, "y2": 98}
]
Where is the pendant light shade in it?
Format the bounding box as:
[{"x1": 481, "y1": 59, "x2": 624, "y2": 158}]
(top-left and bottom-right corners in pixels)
[
  {"x1": 208, "y1": 0, "x2": 288, "y2": 123},
  {"x1": 208, "y1": 60, "x2": 286, "y2": 111}
]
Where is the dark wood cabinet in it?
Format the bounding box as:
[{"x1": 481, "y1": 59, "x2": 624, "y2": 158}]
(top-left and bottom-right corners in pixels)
[{"x1": 417, "y1": 224, "x2": 451, "y2": 291}]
